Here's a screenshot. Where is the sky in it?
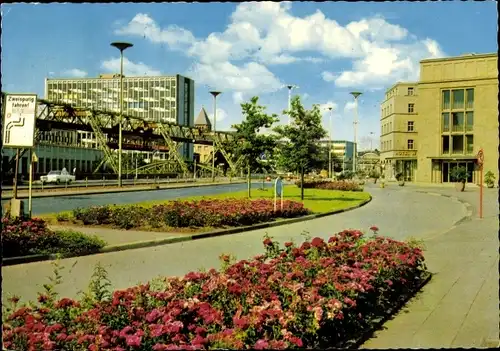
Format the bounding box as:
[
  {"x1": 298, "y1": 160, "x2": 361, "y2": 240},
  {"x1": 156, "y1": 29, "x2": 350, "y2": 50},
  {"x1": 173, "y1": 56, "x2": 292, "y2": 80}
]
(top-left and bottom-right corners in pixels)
[{"x1": 1, "y1": 1, "x2": 497, "y2": 150}]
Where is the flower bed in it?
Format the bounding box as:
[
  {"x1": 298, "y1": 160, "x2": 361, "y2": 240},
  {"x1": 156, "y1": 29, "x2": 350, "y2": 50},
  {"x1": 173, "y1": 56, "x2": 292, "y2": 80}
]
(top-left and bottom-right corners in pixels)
[
  {"x1": 2, "y1": 216, "x2": 106, "y2": 258},
  {"x1": 296, "y1": 179, "x2": 362, "y2": 191},
  {"x1": 69, "y1": 199, "x2": 311, "y2": 230},
  {"x1": 3, "y1": 228, "x2": 429, "y2": 350}
]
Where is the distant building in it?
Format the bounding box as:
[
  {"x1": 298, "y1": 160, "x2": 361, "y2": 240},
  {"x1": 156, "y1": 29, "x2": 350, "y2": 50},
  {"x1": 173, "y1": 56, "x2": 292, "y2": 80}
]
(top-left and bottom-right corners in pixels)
[
  {"x1": 193, "y1": 107, "x2": 213, "y2": 163},
  {"x1": 318, "y1": 139, "x2": 356, "y2": 172},
  {"x1": 357, "y1": 150, "x2": 380, "y2": 173}
]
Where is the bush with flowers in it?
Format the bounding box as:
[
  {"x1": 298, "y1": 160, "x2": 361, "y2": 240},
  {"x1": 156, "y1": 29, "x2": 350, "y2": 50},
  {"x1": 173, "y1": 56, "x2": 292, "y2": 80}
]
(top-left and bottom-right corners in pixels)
[
  {"x1": 2, "y1": 216, "x2": 106, "y2": 258},
  {"x1": 3, "y1": 227, "x2": 429, "y2": 350},
  {"x1": 295, "y1": 179, "x2": 362, "y2": 192},
  {"x1": 70, "y1": 198, "x2": 311, "y2": 230}
]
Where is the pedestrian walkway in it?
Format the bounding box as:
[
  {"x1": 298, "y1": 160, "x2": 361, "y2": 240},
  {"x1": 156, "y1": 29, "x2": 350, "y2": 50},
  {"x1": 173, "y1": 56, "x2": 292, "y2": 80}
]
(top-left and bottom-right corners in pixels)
[{"x1": 360, "y1": 186, "x2": 499, "y2": 348}]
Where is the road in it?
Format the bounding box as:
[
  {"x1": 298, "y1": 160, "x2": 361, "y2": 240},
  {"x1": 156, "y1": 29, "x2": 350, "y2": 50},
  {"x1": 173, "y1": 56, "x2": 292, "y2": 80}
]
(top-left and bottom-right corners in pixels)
[
  {"x1": 1, "y1": 182, "x2": 273, "y2": 215},
  {"x1": 2, "y1": 183, "x2": 468, "y2": 304}
]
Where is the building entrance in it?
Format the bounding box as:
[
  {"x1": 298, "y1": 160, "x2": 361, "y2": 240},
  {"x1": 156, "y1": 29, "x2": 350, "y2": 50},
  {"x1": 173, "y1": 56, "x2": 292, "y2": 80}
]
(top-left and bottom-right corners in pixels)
[{"x1": 442, "y1": 161, "x2": 475, "y2": 183}]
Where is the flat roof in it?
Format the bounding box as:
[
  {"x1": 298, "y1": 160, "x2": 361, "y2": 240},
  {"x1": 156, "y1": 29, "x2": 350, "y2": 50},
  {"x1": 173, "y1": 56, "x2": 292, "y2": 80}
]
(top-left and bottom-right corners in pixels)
[
  {"x1": 384, "y1": 81, "x2": 418, "y2": 94},
  {"x1": 420, "y1": 52, "x2": 497, "y2": 64},
  {"x1": 46, "y1": 74, "x2": 190, "y2": 81}
]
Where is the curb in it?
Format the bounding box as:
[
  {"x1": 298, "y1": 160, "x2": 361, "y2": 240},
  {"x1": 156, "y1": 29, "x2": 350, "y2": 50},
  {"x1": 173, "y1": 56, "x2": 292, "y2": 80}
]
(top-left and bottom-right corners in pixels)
[
  {"x1": 413, "y1": 190, "x2": 474, "y2": 226},
  {"x1": 1, "y1": 181, "x2": 246, "y2": 200},
  {"x1": 2, "y1": 195, "x2": 372, "y2": 266},
  {"x1": 349, "y1": 272, "x2": 433, "y2": 349}
]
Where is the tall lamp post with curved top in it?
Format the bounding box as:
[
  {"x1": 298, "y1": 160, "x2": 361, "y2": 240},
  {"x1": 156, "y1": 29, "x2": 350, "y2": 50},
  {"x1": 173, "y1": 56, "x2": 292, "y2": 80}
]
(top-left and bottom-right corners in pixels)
[
  {"x1": 210, "y1": 91, "x2": 221, "y2": 182},
  {"x1": 350, "y1": 91, "x2": 362, "y2": 174},
  {"x1": 110, "y1": 41, "x2": 133, "y2": 187}
]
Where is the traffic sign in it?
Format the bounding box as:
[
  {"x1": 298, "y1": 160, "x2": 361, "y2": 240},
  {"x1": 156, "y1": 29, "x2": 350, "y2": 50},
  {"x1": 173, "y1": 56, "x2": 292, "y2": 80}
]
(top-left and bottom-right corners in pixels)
[
  {"x1": 477, "y1": 149, "x2": 484, "y2": 167},
  {"x1": 2, "y1": 94, "x2": 38, "y2": 148}
]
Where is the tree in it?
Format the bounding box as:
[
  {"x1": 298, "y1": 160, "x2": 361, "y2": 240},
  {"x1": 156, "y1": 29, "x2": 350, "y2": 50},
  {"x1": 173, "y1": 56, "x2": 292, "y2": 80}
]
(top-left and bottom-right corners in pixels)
[
  {"x1": 230, "y1": 96, "x2": 278, "y2": 198},
  {"x1": 273, "y1": 96, "x2": 327, "y2": 200}
]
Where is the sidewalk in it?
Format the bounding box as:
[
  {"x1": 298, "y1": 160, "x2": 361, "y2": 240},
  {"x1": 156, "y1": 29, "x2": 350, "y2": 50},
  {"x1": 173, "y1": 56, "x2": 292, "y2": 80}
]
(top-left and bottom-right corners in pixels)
[{"x1": 360, "y1": 186, "x2": 499, "y2": 348}]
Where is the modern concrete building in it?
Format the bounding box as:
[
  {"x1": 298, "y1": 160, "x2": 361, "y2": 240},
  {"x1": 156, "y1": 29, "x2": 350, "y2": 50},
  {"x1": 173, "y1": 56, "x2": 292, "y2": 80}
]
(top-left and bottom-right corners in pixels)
[
  {"x1": 379, "y1": 82, "x2": 419, "y2": 181},
  {"x1": 45, "y1": 74, "x2": 195, "y2": 125},
  {"x1": 319, "y1": 139, "x2": 356, "y2": 172},
  {"x1": 380, "y1": 52, "x2": 498, "y2": 184}
]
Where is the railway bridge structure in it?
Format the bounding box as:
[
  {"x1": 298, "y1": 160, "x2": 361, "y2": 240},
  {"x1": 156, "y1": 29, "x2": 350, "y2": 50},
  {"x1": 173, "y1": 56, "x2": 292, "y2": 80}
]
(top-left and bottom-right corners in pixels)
[{"x1": 2, "y1": 96, "x2": 243, "y2": 178}]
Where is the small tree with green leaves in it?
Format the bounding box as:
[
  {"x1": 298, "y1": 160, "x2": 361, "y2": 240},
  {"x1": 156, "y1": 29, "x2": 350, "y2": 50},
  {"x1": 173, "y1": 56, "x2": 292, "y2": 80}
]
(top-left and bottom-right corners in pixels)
[
  {"x1": 274, "y1": 97, "x2": 327, "y2": 200},
  {"x1": 230, "y1": 96, "x2": 278, "y2": 198}
]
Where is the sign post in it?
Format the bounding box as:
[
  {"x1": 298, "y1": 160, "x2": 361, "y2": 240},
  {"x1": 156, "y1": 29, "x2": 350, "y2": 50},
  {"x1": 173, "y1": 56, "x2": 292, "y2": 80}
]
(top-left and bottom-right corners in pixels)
[
  {"x1": 274, "y1": 177, "x2": 283, "y2": 212},
  {"x1": 2, "y1": 93, "x2": 38, "y2": 218},
  {"x1": 28, "y1": 152, "x2": 38, "y2": 218},
  {"x1": 477, "y1": 149, "x2": 484, "y2": 219}
]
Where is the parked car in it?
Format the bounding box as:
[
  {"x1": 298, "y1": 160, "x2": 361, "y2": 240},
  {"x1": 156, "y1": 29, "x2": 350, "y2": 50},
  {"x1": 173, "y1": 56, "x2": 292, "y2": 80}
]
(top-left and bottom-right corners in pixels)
[{"x1": 40, "y1": 169, "x2": 75, "y2": 184}]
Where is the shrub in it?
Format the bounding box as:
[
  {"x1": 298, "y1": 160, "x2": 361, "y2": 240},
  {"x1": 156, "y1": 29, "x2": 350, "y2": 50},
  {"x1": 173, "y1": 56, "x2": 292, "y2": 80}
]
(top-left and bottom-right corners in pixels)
[
  {"x1": 1, "y1": 217, "x2": 106, "y2": 258},
  {"x1": 2, "y1": 229, "x2": 428, "y2": 350},
  {"x1": 295, "y1": 179, "x2": 362, "y2": 191},
  {"x1": 67, "y1": 199, "x2": 311, "y2": 230}
]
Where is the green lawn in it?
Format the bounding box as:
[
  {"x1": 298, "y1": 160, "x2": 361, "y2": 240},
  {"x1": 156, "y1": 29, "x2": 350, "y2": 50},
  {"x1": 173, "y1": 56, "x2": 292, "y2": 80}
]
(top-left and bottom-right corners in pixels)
[{"x1": 41, "y1": 185, "x2": 370, "y2": 223}]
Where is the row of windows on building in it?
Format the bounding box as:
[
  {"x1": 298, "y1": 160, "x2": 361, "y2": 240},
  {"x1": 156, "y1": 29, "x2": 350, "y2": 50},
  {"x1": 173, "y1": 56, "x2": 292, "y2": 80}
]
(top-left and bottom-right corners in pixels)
[
  {"x1": 441, "y1": 134, "x2": 474, "y2": 155},
  {"x1": 441, "y1": 88, "x2": 474, "y2": 110},
  {"x1": 384, "y1": 86, "x2": 414, "y2": 101},
  {"x1": 382, "y1": 103, "x2": 415, "y2": 118},
  {"x1": 381, "y1": 121, "x2": 415, "y2": 135},
  {"x1": 381, "y1": 139, "x2": 415, "y2": 152},
  {"x1": 3, "y1": 156, "x2": 96, "y2": 175}
]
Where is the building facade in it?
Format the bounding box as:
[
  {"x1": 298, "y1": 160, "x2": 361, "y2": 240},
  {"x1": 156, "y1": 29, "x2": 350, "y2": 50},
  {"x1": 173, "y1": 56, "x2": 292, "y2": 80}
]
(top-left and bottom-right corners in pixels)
[
  {"x1": 319, "y1": 139, "x2": 356, "y2": 172},
  {"x1": 417, "y1": 53, "x2": 498, "y2": 184},
  {"x1": 379, "y1": 82, "x2": 419, "y2": 181},
  {"x1": 380, "y1": 52, "x2": 498, "y2": 184},
  {"x1": 357, "y1": 150, "x2": 381, "y2": 173}
]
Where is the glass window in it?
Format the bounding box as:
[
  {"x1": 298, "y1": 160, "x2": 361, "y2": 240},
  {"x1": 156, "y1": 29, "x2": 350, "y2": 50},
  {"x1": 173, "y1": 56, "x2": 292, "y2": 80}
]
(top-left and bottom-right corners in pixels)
[
  {"x1": 441, "y1": 112, "x2": 450, "y2": 132},
  {"x1": 466, "y1": 135, "x2": 474, "y2": 154},
  {"x1": 466, "y1": 88, "x2": 474, "y2": 109},
  {"x1": 452, "y1": 89, "x2": 464, "y2": 109},
  {"x1": 408, "y1": 87, "x2": 414, "y2": 96},
  {"x1": 452, "y1": 112, "x2": 464, "y2": 132},
  {"x1": 452, "y1": 135, "x2": 464, "y2": 154},
  {"x1": 407, "y1": 139, "x2": 414, "y2": 150},
  {"x1": 442, "y1": 90, "x2": 450, "y2": 110},
  {"x1": 442, "y1": 136, "x2": 450, "y2": 154},
  {"x1": 408, "y1": 103, "x2": 414, "y2": 113},
  {"x1": 466, "y1": 111, "x2": 473, "y2": 131},
  {"x1": 407, "y1": 121, "x2": 414, "y2": 132}
]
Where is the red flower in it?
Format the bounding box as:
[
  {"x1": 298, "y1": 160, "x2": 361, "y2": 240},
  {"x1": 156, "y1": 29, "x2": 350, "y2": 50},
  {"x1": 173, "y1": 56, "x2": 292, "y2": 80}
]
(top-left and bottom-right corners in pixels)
[
  {"x1": 311, "y1": 237, "x2": 325, "y2": 248},
  {"x1": 263, "y1": 238, "x2": 272, "y2": 246},
  {"x1": 126, "y1": 335, "x2": 142, "y2": 347},
  {"x1": 370, "y1": 226, "x2": 379, "y2": 232}
]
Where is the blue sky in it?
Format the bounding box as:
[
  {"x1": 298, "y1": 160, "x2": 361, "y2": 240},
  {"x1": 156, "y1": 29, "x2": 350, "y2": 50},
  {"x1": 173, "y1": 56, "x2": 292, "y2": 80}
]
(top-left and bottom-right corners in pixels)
[{"x1": 1, "y1": 2, "x2": 497, "y2": 150}]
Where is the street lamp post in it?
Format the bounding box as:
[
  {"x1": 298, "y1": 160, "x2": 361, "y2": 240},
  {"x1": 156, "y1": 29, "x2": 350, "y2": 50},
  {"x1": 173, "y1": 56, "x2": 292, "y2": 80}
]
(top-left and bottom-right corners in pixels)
[
  {"x1": 328, "y1": 106, "x2": 333, "y2": 179},
  {"x1": 350, "y1": 92, "x2": 362, "y2": 174},
  {"x1": 210, "y1": 91, "x2": 221, "y2": 182},
  {"x1": 110, "y1": 41, "x2": 133, "y2": 187}
]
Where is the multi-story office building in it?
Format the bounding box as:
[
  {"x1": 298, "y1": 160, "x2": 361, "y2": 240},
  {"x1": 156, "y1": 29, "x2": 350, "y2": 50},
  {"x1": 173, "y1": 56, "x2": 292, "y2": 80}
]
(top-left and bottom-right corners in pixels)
[
  {"x1": 45, "y1": 74, "x2": 195, "y2": 125},
  {"x1": 379, "y1": 82, "x2": 419, "y2": 181},
  {"x1": 318, "y1": 139, "x2": 356, "y2": 172},
  {"x1": 418, "y1": 53, "x2": 498, "y2": 184},
  {"x1": 380, "y1": 52, "x2": 498, "y2": 184}
]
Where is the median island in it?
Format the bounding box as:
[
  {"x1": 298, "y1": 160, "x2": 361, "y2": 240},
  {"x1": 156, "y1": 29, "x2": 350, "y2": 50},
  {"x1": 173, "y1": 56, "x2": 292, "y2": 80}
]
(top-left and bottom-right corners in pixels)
[{"x1": 44, "y1": 181, "x2": 371, "y2": 233}]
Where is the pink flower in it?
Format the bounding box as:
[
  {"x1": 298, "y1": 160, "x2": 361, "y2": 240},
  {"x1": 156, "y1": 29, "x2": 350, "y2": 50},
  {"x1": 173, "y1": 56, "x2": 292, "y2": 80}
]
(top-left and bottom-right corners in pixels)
[
  {"x1": 254, "y1": 339, "x2": 269, "y2": 350},
  {"x1": 126, "y1": 334, "x2": 142, "y2": 347},
  {"x1": 263, "y1": 238, "x2": 272, "y2": 246},
  {"x1": 370, "y1": 226, "x2": 379, "y2": 232}
]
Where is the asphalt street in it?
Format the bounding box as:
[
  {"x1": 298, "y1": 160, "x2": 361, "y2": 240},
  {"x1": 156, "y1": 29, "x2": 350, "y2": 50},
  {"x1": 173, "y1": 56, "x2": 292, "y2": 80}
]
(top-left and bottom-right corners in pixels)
[
  {"x1": 2, "y1": 183, "x2": 468, "y2": 304},
  {"x1": 1, "y1": 182, "x2": 273, "y2": 215}
]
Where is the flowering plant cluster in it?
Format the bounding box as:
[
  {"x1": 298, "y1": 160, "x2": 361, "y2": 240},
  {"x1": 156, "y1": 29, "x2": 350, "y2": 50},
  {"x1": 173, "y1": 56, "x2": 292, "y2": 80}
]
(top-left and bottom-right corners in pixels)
[
  {"x1": 295, "y1": 179, "x2": 362, "y2": 191},
  {"x1": 3, "y1": 228, "x2": 428, "y2": 350},
  {"x1": 71, "y1": 199, "x2": 311, "y2": 230},
  {"x1": 1, "y1": 216, "x2": 106, "y2": 258}
]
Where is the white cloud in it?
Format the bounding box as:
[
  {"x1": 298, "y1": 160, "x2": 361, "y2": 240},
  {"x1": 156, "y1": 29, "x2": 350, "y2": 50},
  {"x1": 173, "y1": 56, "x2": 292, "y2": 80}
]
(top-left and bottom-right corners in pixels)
[
  {"x1": 63, "y1": 68, "x2": 88, "y2": 78},
  {"x1": 233, "y1": 92, "x2": 245, "y2": 104},
  {"x1": 115, "y1": 13, "x2": 195, "y2": 49},
  {"x1": 116, "y1": 4, "x2": 445, "y2": 92},
  {"x1": 208, "y1": 108, "x2": 228, "y2": 125},
  {"x1": 302, "y1": 93, "x2": 309, "y2": 100},
  {"x1": 101, "y1": 57, "x2": 161, "y2": 76},
  {"x1": 344, "y1": 101, "x2": 356, "y2": 112},
  {"x1": 321, "y1": 71, "x2": 337, "y2": 82},
  {"x1": 189, "y1": 61, "x2": 282, "y2": 95}
]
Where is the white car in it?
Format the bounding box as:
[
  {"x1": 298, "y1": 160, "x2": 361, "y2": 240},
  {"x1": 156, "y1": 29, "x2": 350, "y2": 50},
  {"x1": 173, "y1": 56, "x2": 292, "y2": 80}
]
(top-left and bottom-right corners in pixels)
[{"x1": 40, "y1": 170, "x2": 75, "y2": 184}]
